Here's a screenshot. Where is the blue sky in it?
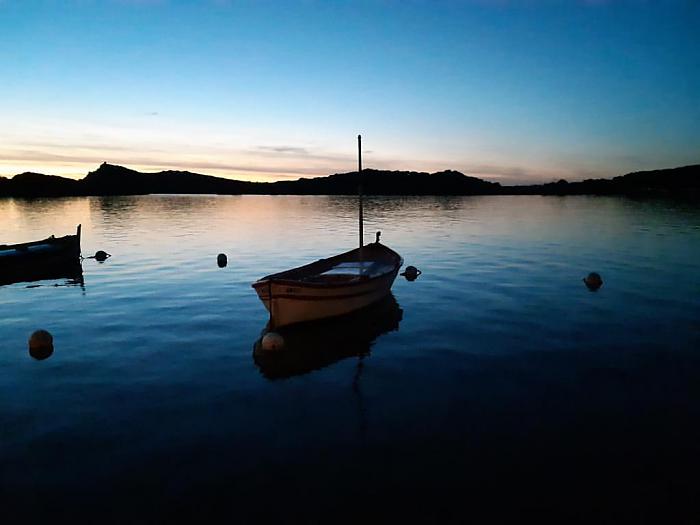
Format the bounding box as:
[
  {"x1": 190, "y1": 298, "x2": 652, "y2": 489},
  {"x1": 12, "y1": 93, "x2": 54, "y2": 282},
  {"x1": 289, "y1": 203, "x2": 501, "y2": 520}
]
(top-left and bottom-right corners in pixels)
[{"x1": 0, "y1": 0, "x2": 698, "y2": 183}]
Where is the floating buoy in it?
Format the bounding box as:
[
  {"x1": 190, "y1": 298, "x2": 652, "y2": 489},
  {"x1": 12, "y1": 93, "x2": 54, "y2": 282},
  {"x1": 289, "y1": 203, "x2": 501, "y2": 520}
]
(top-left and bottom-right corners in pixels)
[
  {"x1": 401, "y1": 265, "x2": 422, "y2": 282},
  {"x1": 94, "y1": 250, "x2": 111, "y2": 262},
  {"x1": 217, "y1": 253, "x2": 228, "y2": 268},
  {"x1": 583, "y1": 272, "x2": 603, "y2": 291},
  {"x1": 28, "y1": 329, "x2": 54, "y2": 360},
  {"x1": 261, "y1": 332, "x2": 285, "y2": 352}
]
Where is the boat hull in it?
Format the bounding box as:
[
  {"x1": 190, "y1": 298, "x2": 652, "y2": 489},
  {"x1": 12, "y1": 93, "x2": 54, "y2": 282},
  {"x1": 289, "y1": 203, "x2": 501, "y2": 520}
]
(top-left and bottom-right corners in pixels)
[
  {"x1": 0, "y1": 225, "x2": 82, "y2": 285},
  {"x1": 255, "y1": 267, "x2": 400, "y2": 328},
  {"x1": 252, "y1": 242, "x2": 403, "y2": 328}
]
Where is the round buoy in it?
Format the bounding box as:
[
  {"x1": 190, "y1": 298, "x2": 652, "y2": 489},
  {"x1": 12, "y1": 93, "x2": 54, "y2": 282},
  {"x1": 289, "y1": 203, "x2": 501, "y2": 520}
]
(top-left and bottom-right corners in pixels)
[
  {"x1": 583, "y1": 272, "x2": 603, "y2": 291},
  {"x1": 94, "y1": 250, "x2": 110, "y2": 262},
  {"x1": 401, "y1": 265, "x2": 422, "y2": 282},
  {"x1": 261, "y1": 332, "x2": 285, "y2": 352},
  {"x1": 28, "y1": 330, "x2": 54, "y2": 360},
  {"x1": 217, "y1": 253, "x2": 228, "y2": 268}
]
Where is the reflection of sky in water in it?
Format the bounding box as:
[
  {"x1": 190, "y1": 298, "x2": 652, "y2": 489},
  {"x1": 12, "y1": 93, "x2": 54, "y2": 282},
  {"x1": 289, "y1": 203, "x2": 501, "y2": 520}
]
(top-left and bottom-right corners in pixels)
[{"x1": 1, "y1": 195, "x2": 699, "y2": 521}]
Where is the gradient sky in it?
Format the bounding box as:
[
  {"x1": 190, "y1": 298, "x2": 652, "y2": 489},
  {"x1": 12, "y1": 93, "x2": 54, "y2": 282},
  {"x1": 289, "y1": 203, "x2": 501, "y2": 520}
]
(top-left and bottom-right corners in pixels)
[{"x1": 1, "y1": 0, "x2": 698, "y2": 184}]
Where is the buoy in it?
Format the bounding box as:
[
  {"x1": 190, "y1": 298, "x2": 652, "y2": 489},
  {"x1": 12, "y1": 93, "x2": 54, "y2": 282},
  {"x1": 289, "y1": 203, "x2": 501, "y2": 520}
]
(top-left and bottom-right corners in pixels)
[
  {"x1": 28, "y1": 329, "x2": 54, "y2": 360},
  {"x1": 94, "y1": 250, "x2": 111, "y2": 262},
  {"x1": 261, "y1": 332, "x2": 285, "y2": 352},
  {"x1": 401, "y1": 265, "x2": 422, "y2": 282},
  {"x1": 217, "y1": 253, "x2": 228, "y2": 268},
  {"x1": 583, "y1": 272, "x2": 603, "y2": 291}
]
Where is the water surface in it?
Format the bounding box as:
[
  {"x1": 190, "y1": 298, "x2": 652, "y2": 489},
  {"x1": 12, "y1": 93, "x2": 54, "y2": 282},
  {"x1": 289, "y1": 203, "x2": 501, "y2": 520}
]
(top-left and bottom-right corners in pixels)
[{"x1": 1, "y1": 195, "x2": 699, "y2": 522}]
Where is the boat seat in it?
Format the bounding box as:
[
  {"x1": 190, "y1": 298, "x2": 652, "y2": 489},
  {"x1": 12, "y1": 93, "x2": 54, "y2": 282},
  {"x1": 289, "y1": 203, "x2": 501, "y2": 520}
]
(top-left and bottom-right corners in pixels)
[
  {"x1": 304, "y1": 274, "x2": 363, "y2": 284},
  {"x1": 320, "y1": 261, "x2": 394, "y2": 278}
]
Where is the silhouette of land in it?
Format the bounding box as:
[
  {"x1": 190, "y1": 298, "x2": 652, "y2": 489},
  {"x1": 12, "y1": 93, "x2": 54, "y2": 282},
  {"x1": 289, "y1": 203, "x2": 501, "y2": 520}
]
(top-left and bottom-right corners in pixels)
[{"x1": 1, "y1": 162, "x2": 698, "y2": 198}]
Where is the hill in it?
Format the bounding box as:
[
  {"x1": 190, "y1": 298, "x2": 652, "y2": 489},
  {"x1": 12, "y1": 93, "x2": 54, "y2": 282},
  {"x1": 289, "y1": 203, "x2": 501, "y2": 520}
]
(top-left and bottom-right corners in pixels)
[
  {"x1": 510, "y1": 165, "x2": 700, "y2": 196},
  {"x1": 5, "y1": 172, "x2": 82, "y2": 197},
  {"x1": 265, "y1": 169, "x2": 501, "y2": 195},
  {"x1": 0, "y1": 162, "x2": 697, "y2": 198},
  {"x1": 81, "y1": 163, "x2": 254, "y2": 195}
]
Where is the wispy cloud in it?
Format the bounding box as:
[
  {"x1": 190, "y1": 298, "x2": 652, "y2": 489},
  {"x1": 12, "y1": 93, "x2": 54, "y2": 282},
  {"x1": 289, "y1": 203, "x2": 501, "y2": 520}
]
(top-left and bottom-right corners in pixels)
[
  {"x1": 253, "y1": 144, "x2": 353, "y2": 164},
  {"x1": 0, "y1": 147, "x2": 333, "y2": 179},
  {"x1": 0, "y1": 134, "x2": 622, "y2": 184},
  {"x1": 256, "y1": 145, "x2": 310, "y2": 155},
  {"x1": 457, "y1": 162, "x2": 613, "y2": 184}
]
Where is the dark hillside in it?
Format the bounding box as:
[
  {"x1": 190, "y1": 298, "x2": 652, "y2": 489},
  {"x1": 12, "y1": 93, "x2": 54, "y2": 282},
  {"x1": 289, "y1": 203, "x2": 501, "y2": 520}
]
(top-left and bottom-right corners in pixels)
[
  {"x1": 1, "y1": 162, "x2": 697, "y2": 198},
  {"x1": 82, "y1": 163, "x2": 253, "y2": 195},
  {"x1": 5, "y1": 172, "x2": 82, "y2": 197},
  {"x1": 265, "y1": 169, "x2": 501, "y2": 195}
]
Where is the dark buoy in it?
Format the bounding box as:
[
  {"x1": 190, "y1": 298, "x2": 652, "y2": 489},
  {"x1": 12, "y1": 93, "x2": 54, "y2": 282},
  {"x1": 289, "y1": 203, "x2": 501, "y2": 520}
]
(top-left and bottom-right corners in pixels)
[
  {"x1": 28, "y1": 330, "x2": 54, "y2": 360},
  {"x1": 217, "y1": 253, "x2": 228, "y2": 268},
  {"x1": 94, "y1": 250, "x2": 111, "y2": 262},
  {"x1": 583, "y1": 272, "x2": 603, "y2": 291},
  {"x1": 401, "y1": 265, "x2": 422, "y2": 282}
]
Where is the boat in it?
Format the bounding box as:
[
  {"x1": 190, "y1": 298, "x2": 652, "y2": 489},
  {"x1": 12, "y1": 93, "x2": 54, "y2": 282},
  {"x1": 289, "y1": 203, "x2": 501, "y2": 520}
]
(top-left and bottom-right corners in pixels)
[
  {"x1": 252, "y1": 136, "x2": 403, "y2": 328},
  {"x1": 0, "y1": 225, "x2": 82, "y2": 285},
  {"x1": 253, "y1": 293, "x2": 403, "y2": 379}
]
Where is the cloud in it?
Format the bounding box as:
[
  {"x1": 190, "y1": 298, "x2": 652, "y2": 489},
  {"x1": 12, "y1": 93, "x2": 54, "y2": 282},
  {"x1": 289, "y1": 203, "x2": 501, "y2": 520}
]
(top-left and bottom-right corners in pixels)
[
  {"x1": 0, "y1": 147, "x2": 332, "y2": 178},
  {"x1": 456, "y1": 162, "x2": 611, "y2": 184},
  {"x1": 0, "y1": 134, "x2": 362, "y2": 180},
  {"x1": 5, "y1": 140, "x2": 135, "y2": 153},
  {"x1": 0, "y1": 136, "x2": 620, "y2": 184},
  {"x1": 256, "y1": 145, "x2": 311, "y2": 155},
  {"x1": 148, "y1": 159, "x2": 330, "y2": 177},
  {"x1": 252, "y1": 145, "x2": 355, "y2": 165}
]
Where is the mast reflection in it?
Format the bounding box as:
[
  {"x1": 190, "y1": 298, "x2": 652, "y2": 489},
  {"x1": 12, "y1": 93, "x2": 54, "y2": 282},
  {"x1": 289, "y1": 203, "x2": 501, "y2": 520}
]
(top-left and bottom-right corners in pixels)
[{"x1": 253, "y1": 293, "x2": 403, "y2": 380}]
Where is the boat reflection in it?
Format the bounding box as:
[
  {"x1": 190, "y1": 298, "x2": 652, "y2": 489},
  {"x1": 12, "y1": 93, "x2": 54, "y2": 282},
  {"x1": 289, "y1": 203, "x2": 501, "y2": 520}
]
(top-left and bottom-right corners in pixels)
[
  {"x1": 0, "y1": 260, "x2": 84, "y2": 287},
  {"x1": 253, "y1": 293, "x2": 403, "y2": 380}
]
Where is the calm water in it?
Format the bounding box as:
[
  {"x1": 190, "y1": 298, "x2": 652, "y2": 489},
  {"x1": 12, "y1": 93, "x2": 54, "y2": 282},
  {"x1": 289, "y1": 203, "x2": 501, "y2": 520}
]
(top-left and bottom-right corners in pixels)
[{"x1": 1, "y1": 195, "x2": 699, "y2": 522}]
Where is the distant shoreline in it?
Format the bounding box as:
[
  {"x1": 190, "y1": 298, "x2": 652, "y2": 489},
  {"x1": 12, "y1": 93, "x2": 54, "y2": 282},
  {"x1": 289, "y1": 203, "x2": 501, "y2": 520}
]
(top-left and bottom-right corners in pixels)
[{"x1": 1, "y1": 162, "x2": 698, "y2": 199}]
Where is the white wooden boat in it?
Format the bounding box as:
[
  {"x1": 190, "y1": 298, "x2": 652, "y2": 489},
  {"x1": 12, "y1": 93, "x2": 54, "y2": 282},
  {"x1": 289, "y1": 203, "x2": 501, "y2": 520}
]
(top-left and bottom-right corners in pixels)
[
  {"x1": 252, "y1": 135, "x2": 403, "y2": 328},
  {"x1": 252, "y1": 239, "x2": 403, "y2": 328}
]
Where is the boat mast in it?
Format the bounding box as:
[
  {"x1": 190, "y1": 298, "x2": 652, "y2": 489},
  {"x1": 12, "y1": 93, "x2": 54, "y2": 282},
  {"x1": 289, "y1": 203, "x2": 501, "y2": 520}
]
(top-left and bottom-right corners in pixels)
[{"x1": 358, "y1": 134, "x2": 363, "y2": 252}]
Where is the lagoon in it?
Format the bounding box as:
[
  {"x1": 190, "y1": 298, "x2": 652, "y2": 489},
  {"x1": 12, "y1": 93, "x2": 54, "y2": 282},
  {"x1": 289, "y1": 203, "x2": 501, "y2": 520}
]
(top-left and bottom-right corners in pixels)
[{"x1": 1, "y1": 194, "x2": 699, "y2": 521}]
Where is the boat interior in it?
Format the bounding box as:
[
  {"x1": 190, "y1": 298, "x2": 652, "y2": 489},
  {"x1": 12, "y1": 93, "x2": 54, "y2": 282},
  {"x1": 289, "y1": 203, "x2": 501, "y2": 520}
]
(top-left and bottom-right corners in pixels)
[{"x1": 259, "y1": 243, "x2": 402, "y2": 285}]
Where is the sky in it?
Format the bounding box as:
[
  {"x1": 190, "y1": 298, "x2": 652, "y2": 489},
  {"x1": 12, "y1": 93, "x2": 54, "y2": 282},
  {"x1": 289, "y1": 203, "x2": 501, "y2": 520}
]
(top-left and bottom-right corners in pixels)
[{"x1": 0, "y1": 0, "x2": 698, "y2": 184}]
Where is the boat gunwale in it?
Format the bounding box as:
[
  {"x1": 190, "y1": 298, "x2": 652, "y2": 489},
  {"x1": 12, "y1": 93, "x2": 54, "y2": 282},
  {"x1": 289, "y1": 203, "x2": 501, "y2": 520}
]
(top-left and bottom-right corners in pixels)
[
  {"x1": 254, "y1": 270, "x2": 400, "y2": 300},
  {"x1": 252, "y1": 242, "x2": 403, "y2": 291},
  {"x1": 0, "y1": 234, "x2": 78, "y2": 251},
  {"x1": 0, "y1": 226, "x2": 81, "y2": 253}
]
